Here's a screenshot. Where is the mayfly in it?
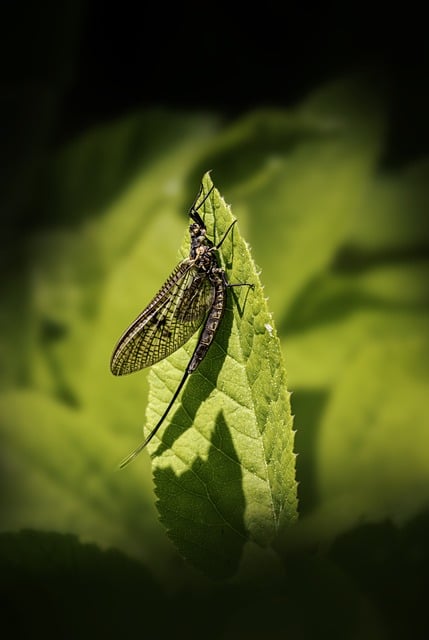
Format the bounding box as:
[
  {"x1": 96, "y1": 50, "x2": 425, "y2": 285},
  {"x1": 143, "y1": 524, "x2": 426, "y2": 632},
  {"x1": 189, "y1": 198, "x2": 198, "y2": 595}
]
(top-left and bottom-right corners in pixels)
[{"x1": 111, "y1": 183, "x2": 253, "y2": 468}]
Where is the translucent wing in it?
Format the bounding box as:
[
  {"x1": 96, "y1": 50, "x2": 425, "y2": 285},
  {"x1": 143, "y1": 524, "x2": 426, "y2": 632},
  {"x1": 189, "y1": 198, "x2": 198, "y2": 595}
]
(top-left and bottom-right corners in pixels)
[{"x1": 110, "y1": 259, "x2": 214, "y2": 375}]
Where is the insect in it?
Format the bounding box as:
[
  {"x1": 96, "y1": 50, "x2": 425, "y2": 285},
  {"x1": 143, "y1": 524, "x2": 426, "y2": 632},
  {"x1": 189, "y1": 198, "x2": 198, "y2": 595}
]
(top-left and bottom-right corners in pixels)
[{"x1": 111, "y1": 183, "x2": 253, "y2": 468}]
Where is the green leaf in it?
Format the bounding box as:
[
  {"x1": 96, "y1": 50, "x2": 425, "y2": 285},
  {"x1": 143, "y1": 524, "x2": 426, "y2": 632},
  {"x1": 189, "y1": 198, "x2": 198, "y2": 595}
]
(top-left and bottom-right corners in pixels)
[
  {"x1": 139, "y1": 173, "x2": 297, "y2": 578},
  {"x1": 0, "y1": 387, "x2": 168, "y2": 567},
  {"x1": 285, "y1": 261, "x2": 429, "y2": 388},
  {"x1": 316, "y1": 331, "x2": 429, "y2": 530}
]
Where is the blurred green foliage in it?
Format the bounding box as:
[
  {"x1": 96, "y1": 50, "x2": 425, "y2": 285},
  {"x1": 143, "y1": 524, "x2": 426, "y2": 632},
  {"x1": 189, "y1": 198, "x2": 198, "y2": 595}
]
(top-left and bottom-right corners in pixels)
[{"x1": 1, "y1": 75, "x2": 428, "y2": 636}]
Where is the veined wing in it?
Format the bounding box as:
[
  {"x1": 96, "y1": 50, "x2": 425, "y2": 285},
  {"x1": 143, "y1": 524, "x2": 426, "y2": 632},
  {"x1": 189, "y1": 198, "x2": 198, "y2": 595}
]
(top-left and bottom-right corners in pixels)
[{"x1": 110, "y1": 260, "x2": 214, "y2": 375}]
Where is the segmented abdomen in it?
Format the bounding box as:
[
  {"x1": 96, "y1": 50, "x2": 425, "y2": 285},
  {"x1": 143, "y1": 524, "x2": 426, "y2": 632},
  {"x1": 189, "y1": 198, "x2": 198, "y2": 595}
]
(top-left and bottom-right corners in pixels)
[{"x1": 187, "y1": 271, "x2": 226, "y2": 373}]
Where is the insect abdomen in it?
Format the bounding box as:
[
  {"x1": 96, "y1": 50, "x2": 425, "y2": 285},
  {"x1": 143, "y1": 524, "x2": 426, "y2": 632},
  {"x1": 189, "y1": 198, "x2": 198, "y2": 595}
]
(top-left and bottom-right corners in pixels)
[{"x1": 187, "y1": 275, "x2": 226, "y2": 373}]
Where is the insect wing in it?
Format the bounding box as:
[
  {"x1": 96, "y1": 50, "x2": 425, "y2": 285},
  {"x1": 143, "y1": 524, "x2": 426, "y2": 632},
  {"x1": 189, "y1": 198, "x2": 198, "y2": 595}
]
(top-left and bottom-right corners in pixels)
[{"x1": 110, "y1": 260, "x2": 214, "y2": 375}]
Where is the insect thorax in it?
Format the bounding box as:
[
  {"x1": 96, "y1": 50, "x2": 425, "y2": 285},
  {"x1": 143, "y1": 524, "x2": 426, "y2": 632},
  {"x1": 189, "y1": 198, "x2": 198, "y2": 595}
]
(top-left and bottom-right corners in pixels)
[{"x1": 190, "y1": 222, "x2": 213, "y2": 257}]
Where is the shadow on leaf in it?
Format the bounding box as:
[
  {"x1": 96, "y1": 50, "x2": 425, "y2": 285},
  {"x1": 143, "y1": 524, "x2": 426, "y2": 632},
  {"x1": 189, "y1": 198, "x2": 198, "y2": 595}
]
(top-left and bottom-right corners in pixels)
[
  {"x1": 153, "y1": 410, "x2": 247, "y2": 580},
  {"x1": 152, "y1": 286, "x2": 236, "y2": 456}
]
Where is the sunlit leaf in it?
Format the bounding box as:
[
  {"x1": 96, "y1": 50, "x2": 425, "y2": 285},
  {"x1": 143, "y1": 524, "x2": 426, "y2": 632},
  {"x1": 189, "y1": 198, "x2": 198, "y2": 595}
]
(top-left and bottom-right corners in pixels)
[{"x1": 140, "y1": 173, "x2": 297, "y2": 578}]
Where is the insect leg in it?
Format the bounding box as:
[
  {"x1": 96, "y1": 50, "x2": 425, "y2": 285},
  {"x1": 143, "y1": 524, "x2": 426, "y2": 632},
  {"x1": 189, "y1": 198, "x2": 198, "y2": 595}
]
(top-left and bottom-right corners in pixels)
[
  {"x1": 189, "y1": 185, "x2": 215, "y2": 226},
  {"x1": 215, "y1": 219, "x2": 237, "y2": 249},
  {"x1": 227, "y1": 282, "x2": 254, "y2": 289},
  {"x1": 219, "y1": 268, "x2": 254, "y2": 290}
]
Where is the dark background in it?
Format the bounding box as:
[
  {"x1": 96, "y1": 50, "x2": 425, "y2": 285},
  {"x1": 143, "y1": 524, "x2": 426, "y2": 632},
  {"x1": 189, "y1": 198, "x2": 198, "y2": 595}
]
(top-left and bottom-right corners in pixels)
[
  {"x1": 3, "y1": 2, "x2": 428, "y2": 245},
  {"x1": 62, "y1": 4, "x2": 427, "y2": 165},
  {"x1": 3, "y1": 2, "x2": 429, "y2": 170}
]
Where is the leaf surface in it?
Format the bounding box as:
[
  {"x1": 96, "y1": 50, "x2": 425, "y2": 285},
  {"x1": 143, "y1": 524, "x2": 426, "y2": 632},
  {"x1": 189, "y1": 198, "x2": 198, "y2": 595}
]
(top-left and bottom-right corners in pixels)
[{"x1": 143, "y1": 173, "x2": 297, "y2": 577}]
